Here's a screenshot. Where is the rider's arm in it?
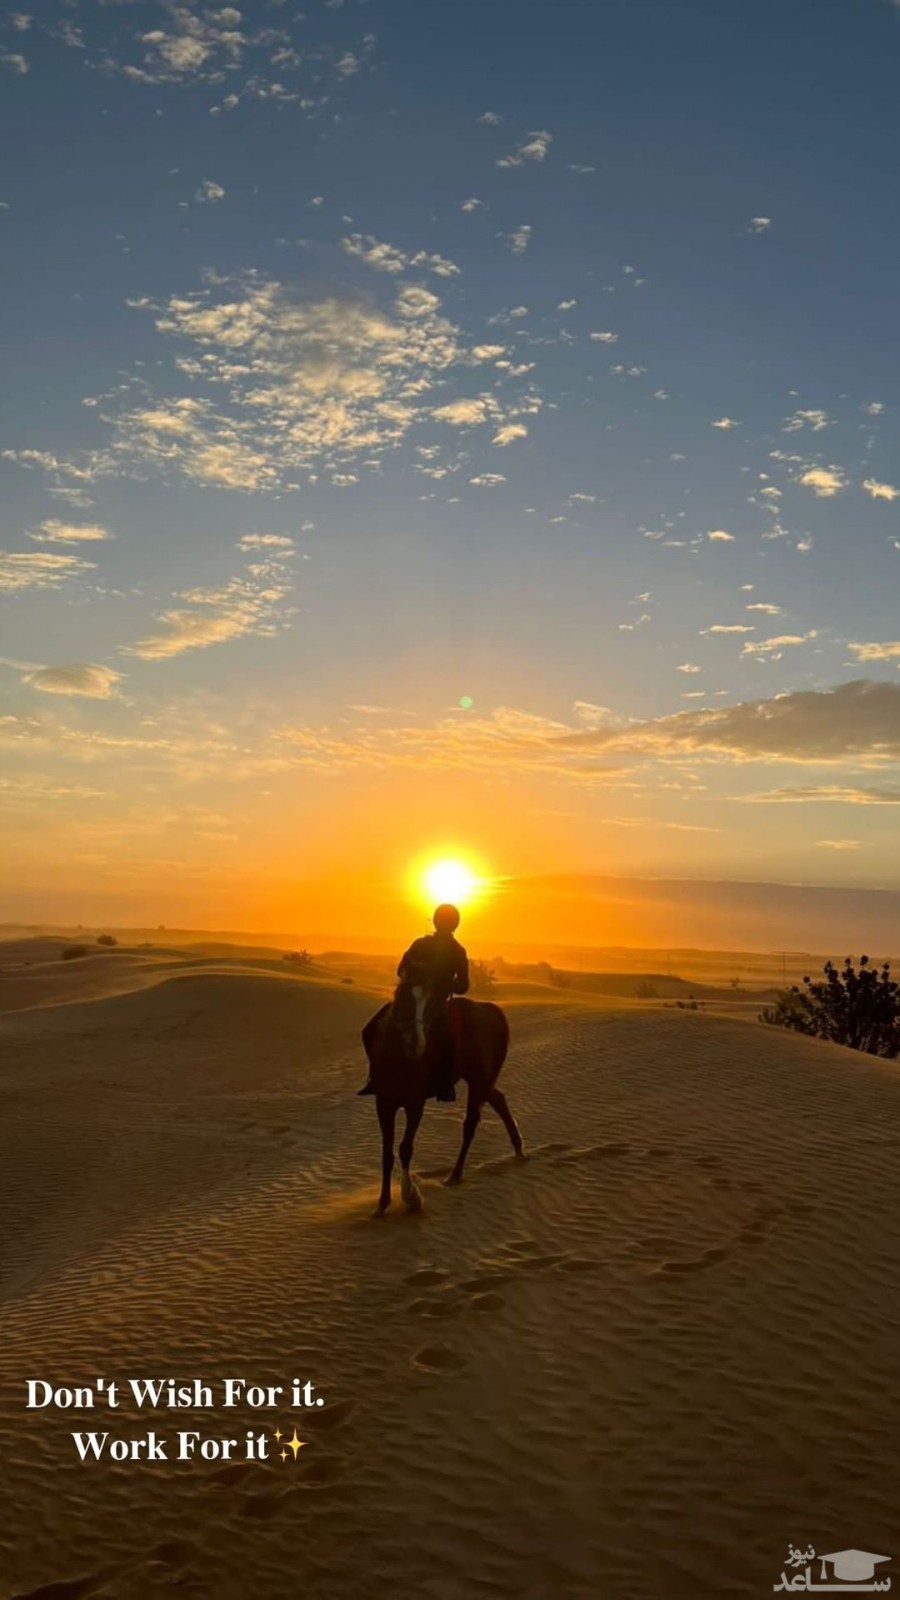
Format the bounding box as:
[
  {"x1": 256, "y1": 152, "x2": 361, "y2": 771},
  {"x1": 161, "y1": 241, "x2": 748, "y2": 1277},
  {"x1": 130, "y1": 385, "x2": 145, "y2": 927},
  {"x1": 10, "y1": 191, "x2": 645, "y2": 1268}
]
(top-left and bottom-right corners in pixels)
[{"x1": 454, "y1": 950, "x2": 470, "y2": 995}]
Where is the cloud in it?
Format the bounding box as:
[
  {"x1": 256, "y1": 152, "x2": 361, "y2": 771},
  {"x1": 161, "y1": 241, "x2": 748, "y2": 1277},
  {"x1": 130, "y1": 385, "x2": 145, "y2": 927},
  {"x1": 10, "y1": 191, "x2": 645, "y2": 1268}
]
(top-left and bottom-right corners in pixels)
[
  {"x1": 237, "y1": 534, "x2": 295, "y2": 551},
  {"x1": 707, "y1": 529, "x2": 735, "y2": 542},
  {"x1": 0, "y1": 551, "x2": 95, "y2": 591},
  {"x1": 497, "y1": 130, "x2": 552, "y2": 167},
  {"x1": 23, "y1": 663, "x2": 123, "y2": 699},
  {"x1": 460, "y1": 197, "x2": 485, "y2": 212},
  {"x1": 847, "y1": 640, "x2": 900, "y2": 662},
  {"x1": 272, "y1": 680, "x2": 900, "y2": 780},
  {"x1": 505, "y1": 225, "x2": 532, "y2": 255},
  {"x1": 816, "y1": 838, "x2": 861, "y2": 850},
  {"x1": 712, "y1": 417, "x2": 739, "y2": 430},
  {"x1": 432, "y1": 397, "x2": 493, "y2": 426},
  {"x1": 492, "y1": 423, "x2": 527, "y2": 446},
  {"x1": 863, "y1": 477, "x2": 900, "y2": 501},
  {"x1": 701, "y1": 624, "x2": 755, "y2": 634},
  {"x1": 70, "y1": 273, "x2": 530, "y2": 491},
  {"x1": 589, "y1": 331, "x2": 618, "y2": 343},
  {"x1": 783, "y1": 408, "x2": 831, "y2": 432},
  {"x1": 0, "y1": 50, "x2": 28, "y2": 73},
  {"x1": 28, "y1": 519, "x2": 114, "y2": 544},
  {"x1": 195, "y1": 178, "x2": 225, "y2": 204},
  {"x1": 469, "y1": 473, "x2": 506, "y2": 487},
  {"x1": 677, "y1": 663, "x2": 701, "y2": 674},
  {"x1": 748, "y1": 217, "x2": 772, "y2": 232},
  {"x1": 342, "y1": 234, "x2": 408, "y2": 273},
  {"x1": 742, "y1": 784, "x2": 900, "y2": 805},
  {"x1": 746, "y1": 603, "x2": 783, "y2": 614},
  {"x1": 124, "y1": 557, "x2": 294, "y2": 661},
  {"x1": 742, "y1": 630, "x2": 818, "y2": 656},
  {"x1": 797, "y1": 466, "x2": 846, "y2": 497}
]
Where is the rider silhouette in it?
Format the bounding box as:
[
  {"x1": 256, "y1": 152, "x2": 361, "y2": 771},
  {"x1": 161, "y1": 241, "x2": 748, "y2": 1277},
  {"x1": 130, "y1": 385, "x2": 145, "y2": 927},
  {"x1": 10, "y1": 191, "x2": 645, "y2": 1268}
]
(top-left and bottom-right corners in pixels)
[{"x1": 358, "y1": 904, "x2": 469, "y2": 1101}]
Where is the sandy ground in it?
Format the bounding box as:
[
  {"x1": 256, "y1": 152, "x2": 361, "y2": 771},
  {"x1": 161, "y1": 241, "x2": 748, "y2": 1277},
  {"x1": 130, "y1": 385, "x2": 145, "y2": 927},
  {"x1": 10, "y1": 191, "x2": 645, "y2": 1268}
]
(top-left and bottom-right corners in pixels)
[{"x1": 1, "y1": 946, "x2": 899, "y2": 1599}]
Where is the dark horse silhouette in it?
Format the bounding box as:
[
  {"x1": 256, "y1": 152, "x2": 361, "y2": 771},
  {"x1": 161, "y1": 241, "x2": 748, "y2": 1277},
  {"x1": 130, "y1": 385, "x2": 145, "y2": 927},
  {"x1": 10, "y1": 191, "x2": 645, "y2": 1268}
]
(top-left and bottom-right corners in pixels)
[{"x1": 361, "y1": 992, "x2": 524, "y2": 1216}]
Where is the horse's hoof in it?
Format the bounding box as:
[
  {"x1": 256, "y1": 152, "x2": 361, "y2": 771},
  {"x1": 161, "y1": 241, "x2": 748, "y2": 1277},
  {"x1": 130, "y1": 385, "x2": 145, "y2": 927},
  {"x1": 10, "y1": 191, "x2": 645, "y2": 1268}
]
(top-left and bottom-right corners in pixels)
[
  {"x1": 405, "y1": 1189, "x2": 424, "y2": 1214},
  {"x1": 514, "y1": 1148, "x2": 528, "y2": 1162},
  {"x1": 372, "y1": 1202, "x2": 390, "y2": 1219},
  {"x1": 443, "y1": 1172, "x2": 462, "y2": 1188}
]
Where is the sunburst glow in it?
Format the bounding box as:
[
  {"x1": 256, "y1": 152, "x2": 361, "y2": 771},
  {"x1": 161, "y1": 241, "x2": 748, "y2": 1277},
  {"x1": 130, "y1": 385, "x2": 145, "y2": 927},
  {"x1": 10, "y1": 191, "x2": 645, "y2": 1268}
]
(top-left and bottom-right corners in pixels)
[{"x1": 421, "y1": 858, "x2": 479, "y2": 908}]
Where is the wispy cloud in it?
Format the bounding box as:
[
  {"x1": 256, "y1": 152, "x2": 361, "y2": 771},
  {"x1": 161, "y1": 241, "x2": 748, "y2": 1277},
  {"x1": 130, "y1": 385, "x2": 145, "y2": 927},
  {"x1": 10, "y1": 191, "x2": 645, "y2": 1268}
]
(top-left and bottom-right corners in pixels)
[
  {"x1": 497, "y1": 130, "x2": 552, "y2": 167},
  {"x1": 124, "y1": 557, "x2": 294, "y2": 661},
  {"x1": 0, "y1": 551, "x2": 95, "y2": 591},
  {"x1": 28, "y1": 519, "x2": 114, "y2": 544}
]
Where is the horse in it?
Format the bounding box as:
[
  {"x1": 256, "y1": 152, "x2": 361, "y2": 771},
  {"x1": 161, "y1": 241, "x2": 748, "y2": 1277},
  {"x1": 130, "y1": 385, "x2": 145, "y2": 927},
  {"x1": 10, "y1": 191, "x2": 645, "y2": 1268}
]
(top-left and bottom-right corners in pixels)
[{"x1": 361, "y1": 989, "x2": 524, "y2": 1216}]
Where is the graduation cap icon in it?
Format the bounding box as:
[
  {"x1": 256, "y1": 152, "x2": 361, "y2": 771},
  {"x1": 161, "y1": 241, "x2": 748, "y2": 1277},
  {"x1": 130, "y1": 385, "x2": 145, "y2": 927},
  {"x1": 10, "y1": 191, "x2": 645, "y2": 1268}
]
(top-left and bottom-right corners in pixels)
[{"x1": 820, "y1": 1550, "x2": 891, "y2": 1583}]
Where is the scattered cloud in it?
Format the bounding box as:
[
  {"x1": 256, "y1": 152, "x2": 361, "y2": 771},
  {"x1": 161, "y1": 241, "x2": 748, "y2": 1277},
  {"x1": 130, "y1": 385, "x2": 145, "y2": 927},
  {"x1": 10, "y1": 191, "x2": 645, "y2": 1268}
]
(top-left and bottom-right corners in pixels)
[
  {"x1": 460, "y1": 197, "x2": 485, "y2": 213},
  {"x1": 797, "y1": 466, "x2": 846, "y2": 497},
  {"x1": 124, "y1": 559, "x2": 294, "y2": 661},
  {"x1": 497, "y1": 130, "x2": 552, "y2": 167},
  {"x1": 0, "y1": 50, "x2": 28, "y2": 73},
  {"x1": 742, "y1": 630, "x2": 818, "y2": 656},
  {"x1": 492, "y1": 423, "x2": 527, "y2": 446},
  {"x1": 24, "y1": 663, "x2": 123, "y2": 699},
  {"x1": 195, "y1": 178, "x2": 225, "y2": 204},
  {"x1": 816, "y1": 838, "x2": 862, "y2": 850},
  {"x1": 707, "y1": 529, "x2": 735, "y2": 542},
  {"x1": 783, "y1": 408, "x2": 831, "y2": 432},
  {"x1": 589, "y1": 331, "x2": 618, "y2": 343},
  {"x1": 862, "y1": 477, "x2": 900, "y2": 501},
  {"x1": 847, "y1": 640, "x2": 900, "y2": 663},
  {"x1": 712, "y1": 417, "x2": 739, "y2": 430},
  {"x1": 748, "y1": 217, "x2": 772, "y2": 233},
  {"x1": 0, "y1": 551, "x2": 95, "y2": 591},
  {"x1": 505, "y1": 225, "x2": 532, "y2": 255},
  {"x1": 28, "y1": 520, "x2": 114, "y2": 545}
]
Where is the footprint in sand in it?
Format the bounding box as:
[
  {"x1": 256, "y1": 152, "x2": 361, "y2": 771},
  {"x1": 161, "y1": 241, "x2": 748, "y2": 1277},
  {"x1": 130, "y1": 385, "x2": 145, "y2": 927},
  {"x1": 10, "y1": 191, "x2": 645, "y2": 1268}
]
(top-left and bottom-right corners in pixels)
[
  {"x1": 655, "y1": 1246, "x2": 730, "y2": 1276},
  {"x1": 469, "y1": 1291, "x2": 504, "y2": 1312},
  {"x1": 412, "y1": 1343, "x2": 466, "y2": 1373},
  {"x1": 403, "y1": 1267, "x2": 450, "y2": 1288},
  {"x1": 408, "y1": 1295, "x2": 460, "y2": 1318}
]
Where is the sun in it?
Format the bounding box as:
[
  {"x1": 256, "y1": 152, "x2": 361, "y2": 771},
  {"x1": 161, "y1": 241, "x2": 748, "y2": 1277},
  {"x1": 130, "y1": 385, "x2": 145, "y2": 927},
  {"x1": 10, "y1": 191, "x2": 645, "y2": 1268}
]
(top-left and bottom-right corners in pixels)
[{"x1": 421, "y1": 857, "x2": 479, "y2": 909}]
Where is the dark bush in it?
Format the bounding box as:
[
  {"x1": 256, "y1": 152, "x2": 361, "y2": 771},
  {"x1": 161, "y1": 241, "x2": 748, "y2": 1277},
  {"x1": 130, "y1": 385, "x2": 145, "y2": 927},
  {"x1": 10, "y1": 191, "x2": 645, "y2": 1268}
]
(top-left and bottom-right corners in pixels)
[
  {"x1": 283, "y1": 950, "x2": 313, "y2": 967},
  {"x1": 97, "y1": 934, "x2": 118, "y2": 947},
  {"x1": 635, "y1": 980, "x2": 658, "y2": 999},
  {"x1": 62, "y1": 945, "x2": 89, "y2": 961},
  {"x1": 469, "y1": 959, "x2": 496, "y2": 993},
  {"x1": 760, "y1": 955, "x2": 900, "y2": 1058}
]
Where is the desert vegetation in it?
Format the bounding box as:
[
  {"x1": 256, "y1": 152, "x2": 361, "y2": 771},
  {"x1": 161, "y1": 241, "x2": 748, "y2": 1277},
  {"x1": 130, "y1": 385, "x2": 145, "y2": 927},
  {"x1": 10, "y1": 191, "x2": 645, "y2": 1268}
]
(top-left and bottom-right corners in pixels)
[{"x1": 761, "y1": 955, "x2": 900, "y2": 1059}]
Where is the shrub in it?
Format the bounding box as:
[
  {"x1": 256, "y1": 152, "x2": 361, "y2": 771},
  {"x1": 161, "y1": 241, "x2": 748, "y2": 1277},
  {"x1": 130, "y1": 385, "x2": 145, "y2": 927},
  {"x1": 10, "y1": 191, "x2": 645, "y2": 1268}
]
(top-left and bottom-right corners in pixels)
[
  {"x1": 760, "y1": 955, "x2": 900, "y2": 1058},
  {"x1": 469, "y1": 959, "x2": 496, "y2": 993},
  {"x1": 97, "y1": 934, "x2": 118, "y2": 947},
  {"x1": 635, "y1": 980, "x2": 658, "y2": 1000},
  {"x1": 62, "y1": 945, "x2": 89, "y2": 961},
  {"x1": 283, "y1": 949, "x2": 313, "y2": 967}
]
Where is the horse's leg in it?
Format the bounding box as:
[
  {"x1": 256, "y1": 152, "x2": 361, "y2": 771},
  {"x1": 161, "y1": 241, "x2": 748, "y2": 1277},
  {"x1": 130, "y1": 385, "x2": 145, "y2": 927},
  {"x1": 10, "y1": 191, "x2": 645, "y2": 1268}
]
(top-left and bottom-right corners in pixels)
[
  {"x1": 373, "y1": 1099, "x2": 396, "y2": 1217},
  {"x1": 398, "y1": 1099, "x2": 425, "y2": 1213},
  {"x1": 486, "y1": 1086, "x2": 525, "y2": 1160},
  {"x1": 445, "y1": 1080, "x2": 482, "y2": 1186}
]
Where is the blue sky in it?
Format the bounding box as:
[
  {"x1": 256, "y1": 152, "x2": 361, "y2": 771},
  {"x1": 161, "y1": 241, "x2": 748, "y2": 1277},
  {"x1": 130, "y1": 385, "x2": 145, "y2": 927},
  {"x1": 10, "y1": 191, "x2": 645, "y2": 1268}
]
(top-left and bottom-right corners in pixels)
[{"x1": 3, "y1": 0, "x2": 900, "y2": 931}]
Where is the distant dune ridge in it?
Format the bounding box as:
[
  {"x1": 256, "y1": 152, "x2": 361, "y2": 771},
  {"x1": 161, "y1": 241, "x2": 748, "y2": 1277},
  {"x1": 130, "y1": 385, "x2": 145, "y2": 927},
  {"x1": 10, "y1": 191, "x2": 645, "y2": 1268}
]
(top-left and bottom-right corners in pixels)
[{"x1": 1, "y1": 937, "x2": 899, "y2": 1598}]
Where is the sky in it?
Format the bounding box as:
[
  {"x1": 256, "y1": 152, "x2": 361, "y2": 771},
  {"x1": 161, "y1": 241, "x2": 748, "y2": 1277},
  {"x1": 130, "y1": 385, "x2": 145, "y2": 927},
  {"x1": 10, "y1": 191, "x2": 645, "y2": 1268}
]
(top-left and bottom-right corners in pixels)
[{"x1": 3, "y1": 0, "x2": 900, "y2": 946}]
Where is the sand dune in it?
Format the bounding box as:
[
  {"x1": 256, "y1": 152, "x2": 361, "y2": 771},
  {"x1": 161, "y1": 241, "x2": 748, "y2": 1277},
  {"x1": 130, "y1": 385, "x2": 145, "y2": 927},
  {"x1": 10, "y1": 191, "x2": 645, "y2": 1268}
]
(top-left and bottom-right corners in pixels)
[{"x1": 1, "y1": 951, "x2": 899, "y2": 1598}]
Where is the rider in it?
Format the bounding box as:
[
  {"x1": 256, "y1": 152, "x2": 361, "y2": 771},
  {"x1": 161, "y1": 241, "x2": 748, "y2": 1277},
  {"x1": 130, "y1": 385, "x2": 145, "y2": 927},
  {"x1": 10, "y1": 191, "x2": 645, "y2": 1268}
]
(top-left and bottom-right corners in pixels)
[{"x1": 358, "y1": 903, "x2": 469, "y2": 1102}]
